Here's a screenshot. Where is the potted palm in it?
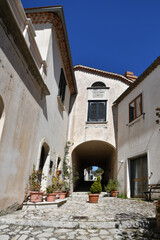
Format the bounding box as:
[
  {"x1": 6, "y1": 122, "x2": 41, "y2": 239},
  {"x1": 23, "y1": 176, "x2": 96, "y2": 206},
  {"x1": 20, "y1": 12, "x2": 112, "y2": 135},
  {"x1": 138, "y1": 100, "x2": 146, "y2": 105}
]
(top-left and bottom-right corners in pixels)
[
  {"x1": 28, "y1": 165, "x2": 44, "y2": 203},
  {"x1": 88, "y1": 176, "x2": 102, "y2": 203},
  {"x1": 105, "y1": 179, "x2": 119, "y2": 197}
]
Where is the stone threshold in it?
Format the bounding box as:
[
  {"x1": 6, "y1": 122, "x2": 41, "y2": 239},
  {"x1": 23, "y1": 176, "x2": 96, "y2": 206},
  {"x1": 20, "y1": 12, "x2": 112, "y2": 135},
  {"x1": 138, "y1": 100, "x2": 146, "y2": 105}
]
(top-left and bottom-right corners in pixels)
[{"x1": 23, "y1": 198, "x2": 67, "y2": 209}]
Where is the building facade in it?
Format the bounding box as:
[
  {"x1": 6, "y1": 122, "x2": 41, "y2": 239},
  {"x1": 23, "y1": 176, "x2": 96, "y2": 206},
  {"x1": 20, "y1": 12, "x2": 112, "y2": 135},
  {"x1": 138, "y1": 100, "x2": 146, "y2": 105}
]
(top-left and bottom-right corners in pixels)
[
  {"x1": 68, "y1": 65, "x2": 133, "y2": 190},
  {"x1": 0, "y1": 0, "x2": 76, "y2": 212},
  {"x1": 114, "y1": 58, "x2": 160, "y2": 198},
  {"x1": 0, "y1": 0, "x2": 160, "y2": 213}
]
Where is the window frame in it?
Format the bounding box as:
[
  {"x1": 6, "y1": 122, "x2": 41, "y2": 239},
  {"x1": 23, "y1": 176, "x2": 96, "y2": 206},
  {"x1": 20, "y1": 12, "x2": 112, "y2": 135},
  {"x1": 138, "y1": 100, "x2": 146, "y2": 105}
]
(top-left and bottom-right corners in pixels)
[
  {"x1": 58, "y1": 68, "x2": 67, "y2": 104},
  {"x1": 129, "y1": 93, "x2": 143, "y2": 123},
  {"x1": 87, "y1": 100, "x2": 107, "y2": 122}
]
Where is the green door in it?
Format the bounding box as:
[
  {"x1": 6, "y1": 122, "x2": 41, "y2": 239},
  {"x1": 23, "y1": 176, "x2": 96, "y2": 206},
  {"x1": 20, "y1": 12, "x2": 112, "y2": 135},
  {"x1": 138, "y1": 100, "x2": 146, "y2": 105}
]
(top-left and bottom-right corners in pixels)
[{"x1": 130, "y1": 155, "x2": 148, "y2": 198}]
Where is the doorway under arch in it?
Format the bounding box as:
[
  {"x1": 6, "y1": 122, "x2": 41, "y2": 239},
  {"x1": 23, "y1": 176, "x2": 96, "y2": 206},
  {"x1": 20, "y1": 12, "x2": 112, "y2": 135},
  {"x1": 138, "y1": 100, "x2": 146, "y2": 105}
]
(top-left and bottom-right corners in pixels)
[
  {"x1": 72, "y1": 140, "x2": 117, "y2": 191},
  {"x1": 38, "y1": 142, "x2": 50, "y2": 190}
]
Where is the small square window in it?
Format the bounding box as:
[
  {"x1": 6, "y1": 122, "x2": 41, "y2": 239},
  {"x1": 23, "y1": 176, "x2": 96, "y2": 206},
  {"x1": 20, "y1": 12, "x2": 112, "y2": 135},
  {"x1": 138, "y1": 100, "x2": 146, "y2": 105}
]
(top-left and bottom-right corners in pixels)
[
  {"x1": 129, "y1": 94, "x2": 142, "y2": 122},
  {"x1": 58, "y1": 69, "x2": 66, "y2": 104},
  {"x1": 88, "y1": 101, "x2": 107, "y2": 122}
]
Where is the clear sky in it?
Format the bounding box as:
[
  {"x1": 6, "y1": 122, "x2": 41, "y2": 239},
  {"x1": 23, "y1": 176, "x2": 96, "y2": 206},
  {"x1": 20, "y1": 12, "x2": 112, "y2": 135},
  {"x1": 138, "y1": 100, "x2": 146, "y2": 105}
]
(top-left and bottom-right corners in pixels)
[{"x1": 21, "y1": 0, "x2": 160, "y2": 77}]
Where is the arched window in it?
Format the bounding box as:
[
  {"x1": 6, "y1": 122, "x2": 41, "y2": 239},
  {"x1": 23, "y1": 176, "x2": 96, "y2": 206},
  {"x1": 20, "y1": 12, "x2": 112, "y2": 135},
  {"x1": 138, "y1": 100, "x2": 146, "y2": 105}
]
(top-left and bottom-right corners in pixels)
[
  {"x1": 38, "y1": 142, "x2": 50, "y2": 181},
  {"x1": 91, "y1": 82, "x2": 106, "y2": 88}
]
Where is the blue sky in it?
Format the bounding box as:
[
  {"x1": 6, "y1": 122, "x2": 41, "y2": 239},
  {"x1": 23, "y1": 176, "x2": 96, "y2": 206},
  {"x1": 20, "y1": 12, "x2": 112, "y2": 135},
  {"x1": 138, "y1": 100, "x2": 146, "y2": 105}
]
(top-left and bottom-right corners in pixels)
[{"x1": 21, "y1": 0, "x2": 160, "y2": 77}]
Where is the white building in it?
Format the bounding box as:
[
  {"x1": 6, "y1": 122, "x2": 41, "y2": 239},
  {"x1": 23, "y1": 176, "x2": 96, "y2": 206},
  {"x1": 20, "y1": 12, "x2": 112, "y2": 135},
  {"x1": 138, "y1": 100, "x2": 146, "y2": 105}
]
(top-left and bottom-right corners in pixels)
[
  {"x1": 68, "y1": 65, "x2": 134, "y2": 190},
  {"x1": 0, "y1": 0, "x2": 76, "y2": 213},
  {"x1": 0, "y1": 0, "x2": 160, "y2": 214},
  {"x1": 114, "y1": 57, "x2": 160, "y2": 198}
]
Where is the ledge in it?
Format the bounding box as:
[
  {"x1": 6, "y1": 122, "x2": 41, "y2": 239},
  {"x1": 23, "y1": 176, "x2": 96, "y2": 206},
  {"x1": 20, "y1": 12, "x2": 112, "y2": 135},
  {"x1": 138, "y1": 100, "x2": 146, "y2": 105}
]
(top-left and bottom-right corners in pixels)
[
  {"x1": 0, "y1": 0, "x2": 50, "y2": 97},
  {"x1": 126, "y1": 113, "x2": 145, "y2": 127},
  {"x1": 86, "y1": 121, "x2": 108, "y2": 124},
  {"x1": 23, "y1": 198, "x2": 67, "y2": 209}
]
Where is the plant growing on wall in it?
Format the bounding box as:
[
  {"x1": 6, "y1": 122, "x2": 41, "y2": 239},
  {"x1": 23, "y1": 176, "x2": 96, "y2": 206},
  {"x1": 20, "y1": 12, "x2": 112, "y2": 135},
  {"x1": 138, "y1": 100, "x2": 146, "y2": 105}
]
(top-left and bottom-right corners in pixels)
[{"x1": 62, "y1": 141, "x2": 79, "y2": 191}]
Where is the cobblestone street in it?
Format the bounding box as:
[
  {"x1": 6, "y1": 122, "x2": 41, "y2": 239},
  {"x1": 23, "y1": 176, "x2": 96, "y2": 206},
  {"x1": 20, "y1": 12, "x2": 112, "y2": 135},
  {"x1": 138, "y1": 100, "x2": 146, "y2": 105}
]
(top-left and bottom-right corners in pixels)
[{"x1": 0, "y1": 193, "x2": 160, "y2": 240}]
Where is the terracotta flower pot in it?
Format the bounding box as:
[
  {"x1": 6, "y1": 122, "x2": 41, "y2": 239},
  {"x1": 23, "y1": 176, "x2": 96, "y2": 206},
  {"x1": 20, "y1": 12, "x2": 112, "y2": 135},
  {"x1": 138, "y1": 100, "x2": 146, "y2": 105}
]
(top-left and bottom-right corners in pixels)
[
  {"x1": 89, "y1": 194, "x2": 99, "y2": 203},
  {"x1": 46, "y1": 193, "x2": 56, "y2": 202},
  {"x1": 30, "y1": 191, "x2": 43, "y2": 203},
  {"x1": 111, "y1": 191, "x2": 119, "y2": 197},
  {"x1": 58, "y1": 192, "x2": 66, "y2": 199}
]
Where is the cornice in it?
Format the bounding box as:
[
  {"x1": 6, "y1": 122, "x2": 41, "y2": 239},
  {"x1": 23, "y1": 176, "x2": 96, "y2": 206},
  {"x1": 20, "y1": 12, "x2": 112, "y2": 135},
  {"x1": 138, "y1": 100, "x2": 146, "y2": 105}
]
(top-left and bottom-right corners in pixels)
[
  {"x1": 74, "y1": 65, "x2": 133, "y2": 86},
  {"x1": 26, "y1": 12, "x2": 76, "y2": 95}
]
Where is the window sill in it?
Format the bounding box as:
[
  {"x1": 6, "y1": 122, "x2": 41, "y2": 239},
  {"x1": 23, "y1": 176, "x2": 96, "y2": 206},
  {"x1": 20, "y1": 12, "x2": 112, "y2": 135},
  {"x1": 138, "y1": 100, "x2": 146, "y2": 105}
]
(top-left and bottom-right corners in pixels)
[
  {"x1": 86, "y1": 121, "x2": 108, "y2": 124},
  {"x1": 57, "y1": 96, "x2": 65, "y2": 111},
  {"x1": 127, "y1": 113, "x2": 145, "y2": 127}
]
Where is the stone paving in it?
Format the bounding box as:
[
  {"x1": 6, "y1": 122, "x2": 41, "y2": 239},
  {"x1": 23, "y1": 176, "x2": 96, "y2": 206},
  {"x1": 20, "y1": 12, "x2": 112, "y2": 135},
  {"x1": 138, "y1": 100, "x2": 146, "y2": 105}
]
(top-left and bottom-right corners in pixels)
[{"x1": 0, "y1": 192, "x2": 160, "y2": 239}]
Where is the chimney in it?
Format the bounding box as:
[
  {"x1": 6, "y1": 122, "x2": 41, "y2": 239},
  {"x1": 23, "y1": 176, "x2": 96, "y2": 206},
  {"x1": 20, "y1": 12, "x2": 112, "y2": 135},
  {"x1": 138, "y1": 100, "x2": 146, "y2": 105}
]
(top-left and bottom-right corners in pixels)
[{"x1": 124, "y1": 71, "x2": 137, "y2": 82}]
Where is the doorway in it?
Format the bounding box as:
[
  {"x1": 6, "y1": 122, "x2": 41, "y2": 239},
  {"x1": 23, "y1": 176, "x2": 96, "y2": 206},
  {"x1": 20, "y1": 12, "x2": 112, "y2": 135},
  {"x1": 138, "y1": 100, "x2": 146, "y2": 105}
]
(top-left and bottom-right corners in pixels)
[{"x1": 130, "y1": 155, "x2": 148, "y2": 198}]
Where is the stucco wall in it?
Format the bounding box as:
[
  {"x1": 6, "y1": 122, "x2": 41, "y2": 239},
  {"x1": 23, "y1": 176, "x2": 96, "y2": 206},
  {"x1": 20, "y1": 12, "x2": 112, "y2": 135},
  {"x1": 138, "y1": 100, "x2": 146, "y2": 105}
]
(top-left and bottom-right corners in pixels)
[
  {"x1": 0, "y1": 17, "x2": 70, "y2": 210},
  {"x1": 117, "y1": 66, "x2": 160, "y2": 197},
  {"x1": 68, "y1": 70, "x2": 129, "y2": 150}
]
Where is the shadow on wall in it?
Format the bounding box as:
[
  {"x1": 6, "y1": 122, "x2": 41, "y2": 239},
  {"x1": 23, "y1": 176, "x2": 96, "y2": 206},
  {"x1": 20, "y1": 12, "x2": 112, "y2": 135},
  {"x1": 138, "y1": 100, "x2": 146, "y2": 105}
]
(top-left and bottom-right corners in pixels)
[{"x1": 0, "y1": 22, "x2": 48, "y2": 119}]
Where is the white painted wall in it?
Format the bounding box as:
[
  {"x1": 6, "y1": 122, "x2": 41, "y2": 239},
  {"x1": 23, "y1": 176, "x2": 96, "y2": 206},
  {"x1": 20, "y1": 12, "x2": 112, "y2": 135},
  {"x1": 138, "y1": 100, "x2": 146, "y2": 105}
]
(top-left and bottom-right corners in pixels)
[
  {"x1": 117, "y1": 66, "x2": 160, "y2": 197},
  {"x1": 68, "y1": 70, "x2": 129, "y2": 151},
  {"x1": 0, "y1": 13, "x2": 71, "y2": 210}
]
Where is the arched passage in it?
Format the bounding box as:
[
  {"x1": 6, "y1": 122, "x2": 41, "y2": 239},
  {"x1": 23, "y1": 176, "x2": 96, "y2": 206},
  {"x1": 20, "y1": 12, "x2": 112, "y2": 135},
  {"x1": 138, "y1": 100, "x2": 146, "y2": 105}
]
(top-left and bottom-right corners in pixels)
[{"x1": 72, "y1": 140, "x2": 117, "y2": 191}]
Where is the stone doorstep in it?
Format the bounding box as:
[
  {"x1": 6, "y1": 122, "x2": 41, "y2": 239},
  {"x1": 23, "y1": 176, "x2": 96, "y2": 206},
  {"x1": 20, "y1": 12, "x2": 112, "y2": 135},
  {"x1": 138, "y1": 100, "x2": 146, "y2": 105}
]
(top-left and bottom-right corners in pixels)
[
  {"x1": 22, "y1": 198, "x2": 67, "y2": 209},
  {"x1": 0, "y1": 218, "x2": 155, "y2": 230}
]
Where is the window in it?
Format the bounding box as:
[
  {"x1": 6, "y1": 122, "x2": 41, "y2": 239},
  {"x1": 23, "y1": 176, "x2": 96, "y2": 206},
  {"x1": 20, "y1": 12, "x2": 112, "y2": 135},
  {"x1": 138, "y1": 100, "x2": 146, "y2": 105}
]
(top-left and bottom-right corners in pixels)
[
  {"x1": 129, "y1": 94, "x2": 142, "y2": 122},
  {"x1": 58, "y1": 69, "x2": 67, "y2": 104},
  {"x1": 91, "y1": 82, "x2": 106, "y2": 88},
  {"x1": 88, "y1": 100, "x2": 106, "y2": 122}
]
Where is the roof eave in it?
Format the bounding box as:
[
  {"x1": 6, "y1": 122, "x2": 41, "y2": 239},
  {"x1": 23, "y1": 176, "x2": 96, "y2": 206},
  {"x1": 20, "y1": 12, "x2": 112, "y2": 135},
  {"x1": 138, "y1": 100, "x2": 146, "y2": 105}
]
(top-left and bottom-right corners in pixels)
[
  {"x1": 25, "y1": 6, "x2": 77, "y2": 95},
  {"x1": 113, "y1": 56, "x2": 160, "y2": 105}
]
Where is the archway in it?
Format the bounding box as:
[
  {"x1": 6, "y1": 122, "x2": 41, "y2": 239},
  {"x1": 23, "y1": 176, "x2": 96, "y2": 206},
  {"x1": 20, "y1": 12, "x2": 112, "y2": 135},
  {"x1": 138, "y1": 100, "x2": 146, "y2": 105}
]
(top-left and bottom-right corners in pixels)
[
  {"x1": 38, "y1": 142, "x2": 50, "y2": 190},
  {"x1": 72, "y1": 140, "x2": 117, "y2": 191}
]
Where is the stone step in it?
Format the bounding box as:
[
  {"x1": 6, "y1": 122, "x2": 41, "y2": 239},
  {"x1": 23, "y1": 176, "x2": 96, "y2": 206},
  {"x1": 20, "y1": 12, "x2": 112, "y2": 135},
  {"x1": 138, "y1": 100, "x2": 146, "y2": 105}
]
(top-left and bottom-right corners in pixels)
[{"x1": 0, "y1": 217, "x2": 155, "y2": 230}]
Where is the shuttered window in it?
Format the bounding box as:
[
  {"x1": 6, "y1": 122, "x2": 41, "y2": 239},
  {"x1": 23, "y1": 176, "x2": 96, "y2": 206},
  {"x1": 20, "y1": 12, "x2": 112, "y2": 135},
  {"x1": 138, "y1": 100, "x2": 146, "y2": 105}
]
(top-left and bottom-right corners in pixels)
[
  {"x1": 129, "y1": 94, "x2": 142, "y2": 122},
  {"x1": 88, "y1": 101, "x2": 106, "y2": 122}
]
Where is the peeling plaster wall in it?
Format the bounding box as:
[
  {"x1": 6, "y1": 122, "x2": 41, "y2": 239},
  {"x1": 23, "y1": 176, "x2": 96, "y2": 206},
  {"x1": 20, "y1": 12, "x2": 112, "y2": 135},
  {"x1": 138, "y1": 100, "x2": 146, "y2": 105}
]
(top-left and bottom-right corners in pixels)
[{"x1": 117, "y1": 66, "x2": 160, "y2": 197}]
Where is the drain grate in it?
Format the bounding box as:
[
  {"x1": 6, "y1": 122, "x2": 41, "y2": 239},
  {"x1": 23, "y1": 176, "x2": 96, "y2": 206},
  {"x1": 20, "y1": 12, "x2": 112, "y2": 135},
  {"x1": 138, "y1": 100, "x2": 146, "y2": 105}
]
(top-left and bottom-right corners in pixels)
[{"x1": 71, "y1": 216, "x2": 89, "y2": 220}]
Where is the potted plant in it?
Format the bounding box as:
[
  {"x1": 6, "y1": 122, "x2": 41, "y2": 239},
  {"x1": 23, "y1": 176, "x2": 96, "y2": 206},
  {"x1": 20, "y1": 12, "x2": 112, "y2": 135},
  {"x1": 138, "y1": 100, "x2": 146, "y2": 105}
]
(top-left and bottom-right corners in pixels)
[
  {"x1": 88, "y1": 176, "x2": 102, "y2": 203},
  {"x1": 46, "y1": 185, "x2": 56, "y2": 202},
  {"x1": 52, "y1": 171, "x2": 66, "y2": 199},
  {"x1": 156, "y1": 199, "x2": 160, "y2": 229},
  {"x1": 28, "y1": 165, "x2": 44, "y2": 203},
  {"x1": 105, "y1": 179, "x2": 119, "y2": 197}
]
